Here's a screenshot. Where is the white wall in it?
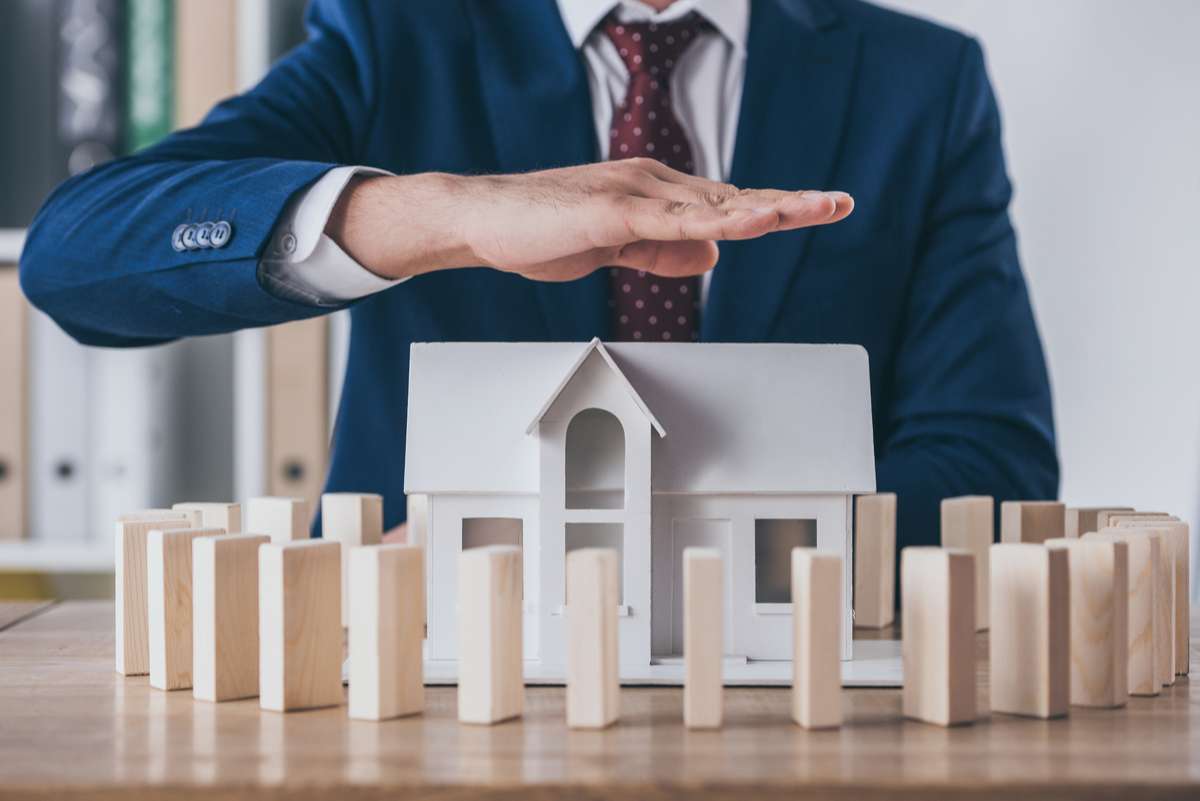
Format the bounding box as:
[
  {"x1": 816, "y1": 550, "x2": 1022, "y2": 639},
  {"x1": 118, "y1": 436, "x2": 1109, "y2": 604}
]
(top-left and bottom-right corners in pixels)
[{"x1": 878, "y1": 0, "x2": 1200, "y2": 596}]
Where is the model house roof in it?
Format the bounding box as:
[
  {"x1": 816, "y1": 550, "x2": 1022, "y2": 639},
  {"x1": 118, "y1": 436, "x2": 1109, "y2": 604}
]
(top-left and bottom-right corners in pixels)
[{"x1": 405, "y1": 340, "x2": 876, "y2": 495}]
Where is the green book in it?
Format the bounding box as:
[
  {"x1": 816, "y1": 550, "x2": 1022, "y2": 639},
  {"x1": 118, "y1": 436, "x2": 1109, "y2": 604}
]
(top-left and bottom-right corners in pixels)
[{"x1": 125, "y1": 0, "x2": 173, "y2": 153}]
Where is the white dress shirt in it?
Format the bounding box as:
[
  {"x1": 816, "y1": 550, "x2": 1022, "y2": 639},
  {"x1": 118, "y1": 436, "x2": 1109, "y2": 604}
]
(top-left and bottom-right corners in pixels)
[{"x1": 260, "y1": 0, "x2": 749, "y2": 307}]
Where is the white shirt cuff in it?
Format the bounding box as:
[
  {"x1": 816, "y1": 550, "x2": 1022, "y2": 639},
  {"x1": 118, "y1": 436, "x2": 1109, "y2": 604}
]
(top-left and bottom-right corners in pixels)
[{"x1": 260, "y1": 166, "x2": 406, "y2": 305}]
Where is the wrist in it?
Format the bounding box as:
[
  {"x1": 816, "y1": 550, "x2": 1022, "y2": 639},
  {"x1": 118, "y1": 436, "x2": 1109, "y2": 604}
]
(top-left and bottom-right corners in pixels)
[{"x1": 325, "y1": 172, "x2": 478, "y2": 280}]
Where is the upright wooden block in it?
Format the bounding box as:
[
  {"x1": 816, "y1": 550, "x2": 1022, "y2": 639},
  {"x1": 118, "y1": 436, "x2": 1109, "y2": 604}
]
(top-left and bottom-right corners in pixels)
[
  {"x1": 1115, "y1": 518, "x2": 1189, "y2": 676},
  {"x1": 792, "y1": 549, "x2": 842, "y2": 729},
  {"x1": 683, "y1": 547, "x2": 723, "y2": 729},
  {"x1": 322, "y1": 493, "x2": 383, "y2": 627},
  {"x1": 1086, "y1": 530, "x2": 1160, "y2": 695},
  {"x1": 1097, "y1": 510, "x2": 1169, "y2": 530},
  {"x1": 148, "y1": 527, "x2": 224, "y2": 690},
  {"x1": 259, "y1": 540, "x2": 342, "y2": 712},
  {"x1": 193, "y1": 533, "x2": 270, "y2": 702},
  {"x1": 1000, "y1": 501, "x2": 1065, "y2": 544},
  {"x1": 989, "y1": 544, "x2": 1070, "y2": 718},
  {"x1": 940, "y1": 495, "x2": 994, "y2": 631},
  {"x1": 348, "y1": 544, "x2": 425, "y2": 721},
  {"x1": 457, "y1": 545, "x2": 523, "y2": 725},
  {"x1": 566, "y1": 548, "x2": 620, "y2": 729},
  {"x1": 1045, "y1": 538, "x2": 1128, "y2": 708},
  {"x1": 173, "y1": 502, "x2": 241, "y2": 534},
  {"x1": 1065, "y1": 507, "x2": 1132, "y2": 538},
  {"x1": 1107, "y1": 524, "x2": 1174, "y2": 688},
  {"x1": 853, "y1": 493, "x2": 895, "y2": 629},
  {"x1": 245, "y1": 497, "x2": 308, "y2": 544},
  {"x1": 901, "y1": 547, "x2": 976, "y2": 726},
  {"x1": 114, "y1": 513, "x2": 192, "y2": 676}
]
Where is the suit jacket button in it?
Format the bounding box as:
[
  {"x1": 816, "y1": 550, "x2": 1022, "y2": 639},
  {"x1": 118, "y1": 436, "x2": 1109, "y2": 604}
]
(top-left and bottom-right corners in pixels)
[
  {"x1": 195, "y1": 221, "x2": 214, "y2": 248},
  {"x1": 181, "y1": 224, "x2": 199, "y2": 250},
  {"x1": 210, "y1": 220, "x2": 232, "y2": 248},
  {"x1": 171, "y1": 224, "x2": 189, "y2": 252}
]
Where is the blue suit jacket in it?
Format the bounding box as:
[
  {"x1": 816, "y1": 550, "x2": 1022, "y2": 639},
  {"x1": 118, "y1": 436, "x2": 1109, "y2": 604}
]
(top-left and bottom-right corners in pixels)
[{"x1": 20, "y1": 0, "x2": 1058, "y2": 544}]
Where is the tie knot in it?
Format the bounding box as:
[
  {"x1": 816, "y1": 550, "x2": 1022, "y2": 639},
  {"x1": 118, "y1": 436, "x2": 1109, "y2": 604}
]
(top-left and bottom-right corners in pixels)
[{"x1": 601, "y1": 12, "x2": 706, "y2": 76}]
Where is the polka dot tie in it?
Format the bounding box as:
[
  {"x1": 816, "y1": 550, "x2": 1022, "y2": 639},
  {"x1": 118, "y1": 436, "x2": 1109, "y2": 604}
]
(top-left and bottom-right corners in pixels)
[{"x1": 603, "y1": 12, "x2": 705, "y2": 343}]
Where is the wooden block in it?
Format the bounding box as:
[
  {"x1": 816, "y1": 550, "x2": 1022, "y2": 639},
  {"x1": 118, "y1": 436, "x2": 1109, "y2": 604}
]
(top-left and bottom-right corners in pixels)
[
  {"x1": 173, "y1": 502, "x2": 241, "y2": 533},
  {"x1": 683, "y1": 547, "x2": 723, "y2": 729},
  {"x1": 566, "y1": 548, "x2": 620, "y2": 729},
  {"x1": 901, "y1": 547, "x2": 975, "y2": 726},
  {"x1": 0, "y1": 267, "x2": 27, "y2": 542},
  {"x1": 853, "y1": 493, "x2": 895, "y2": 629},
  {"x1": 1045, "y1": 538, "x2": 1128, "y2": 708},
  {"x1": 114, "y1": 513, "x2": 193, "y2": 676},
  {"x1": 1065, "y1": 507, "x2": 1132, "y2": 539},
  {"x1": 989, "y1": 544, "x2": 1069, "y2": 718},
  {"x1": 1000, "y1": 501, "x2": 1065, "y2": 544},
  {"x1": 1097, "y1": 510, "x2": 1169, "y2": 530},
  {"x1": 940, "y1": 495, "x2": 993, "y2": 631},
  {"x1": 1106, "y1": 524, "x2": 1174, "y2": 688},
  {"x1": 193, "y1": 533, "x2": 270, "y2": 702},
  {"x1": 322, "y1": 493, "x2": 383, "y2": 627},
  {"x1": 245, "y1": 497, "x2": 308, "y2": 544},
  {"x1": 791, "y1": 548, "x2": 842, "y2": 729},
  {"x1": 259, "y1": 540, "x2": 342, "y2": 712},
  {"x1": 406, "y1": 493, "x2": 429, "y2": 548},
  {"x1": 348, "y1": 544, "x2": 425, "y2": 721},
  {"x1": 457, "y1": 545, "x2": 523, "y2": 725},
  {"x1": 148, "y1": 527, "x2": 224, "y2": 690},
  {"x1": 1115, "y1": 518, "x2": 1189, "y2": 676},
  {"x1": 1086, "y1": 530, "x2": 1160, "y2": 695}
]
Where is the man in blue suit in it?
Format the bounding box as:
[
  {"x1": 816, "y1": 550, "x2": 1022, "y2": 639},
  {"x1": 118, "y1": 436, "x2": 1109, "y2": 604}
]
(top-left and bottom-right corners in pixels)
[{"x1": 20, "y1": 0, "x2": 1057, "y2": 548}]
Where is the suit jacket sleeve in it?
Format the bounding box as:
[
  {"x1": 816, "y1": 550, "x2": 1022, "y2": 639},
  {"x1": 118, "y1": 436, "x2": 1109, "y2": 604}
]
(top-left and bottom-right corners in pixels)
[
  {"x1": 19, "y1": 0, "x2": 376, "y2": 346},
  {"x1": 876, "y1": 38, "x2": 1059, "y2": 549}
]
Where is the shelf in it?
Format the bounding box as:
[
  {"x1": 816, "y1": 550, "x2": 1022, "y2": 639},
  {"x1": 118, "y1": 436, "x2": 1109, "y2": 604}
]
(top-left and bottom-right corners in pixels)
[{"x1": 0, "y1": 541, "x2": 113, "y2": 573}]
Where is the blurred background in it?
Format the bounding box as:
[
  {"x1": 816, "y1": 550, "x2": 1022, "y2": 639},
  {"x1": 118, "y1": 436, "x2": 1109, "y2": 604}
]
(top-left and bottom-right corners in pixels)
[{"x1": 0, "y1": 0, "x2": 1196, "y2": 600}]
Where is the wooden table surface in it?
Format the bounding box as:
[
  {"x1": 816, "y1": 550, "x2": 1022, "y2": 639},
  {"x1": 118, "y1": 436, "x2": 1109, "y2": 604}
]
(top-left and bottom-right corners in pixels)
[{"x1": 0, "y1": 601, "x2": 1196, "y2": 800}]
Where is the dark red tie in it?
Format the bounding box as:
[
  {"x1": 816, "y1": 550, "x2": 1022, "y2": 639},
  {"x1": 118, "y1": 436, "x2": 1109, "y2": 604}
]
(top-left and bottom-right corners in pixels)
[{"x1": 603, "y1": 13, "x2": 704, "y2": 342}]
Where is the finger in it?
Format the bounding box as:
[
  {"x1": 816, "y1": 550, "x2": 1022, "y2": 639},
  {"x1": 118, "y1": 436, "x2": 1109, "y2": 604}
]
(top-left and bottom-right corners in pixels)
[
  {"x1": 599, "y1": 197, "x2": 782, "y2": 245},
  {"x1": 611, "y1": 239, "x2": 719, "y2": 277}
]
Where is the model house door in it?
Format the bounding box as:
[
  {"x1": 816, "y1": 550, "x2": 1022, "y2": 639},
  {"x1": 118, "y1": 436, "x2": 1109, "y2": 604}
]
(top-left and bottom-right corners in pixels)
[{"x1": 668, "y1": 518, "x2": 734, "y2": 656}]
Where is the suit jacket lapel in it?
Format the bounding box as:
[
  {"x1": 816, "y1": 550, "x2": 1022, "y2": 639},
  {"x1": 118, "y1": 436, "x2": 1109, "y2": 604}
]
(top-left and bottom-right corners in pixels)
[
  {"x1": 469, "y1": 0, "x2": 609, "y2": 342},
  {"x1": 703, "y1": 0, "x2": 861, "y2": 342}
]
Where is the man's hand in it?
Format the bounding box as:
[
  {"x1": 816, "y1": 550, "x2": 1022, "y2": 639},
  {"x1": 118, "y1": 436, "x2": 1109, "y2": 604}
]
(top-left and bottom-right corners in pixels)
[{"x1": 326, "y1": 158, "x2": 853, "y2": 282}]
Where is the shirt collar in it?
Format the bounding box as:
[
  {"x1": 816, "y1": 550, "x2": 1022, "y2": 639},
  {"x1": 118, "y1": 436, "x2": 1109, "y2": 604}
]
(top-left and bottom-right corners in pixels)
[{"x1": 556, "y1": 0, "x2": 749, "y2": 54}]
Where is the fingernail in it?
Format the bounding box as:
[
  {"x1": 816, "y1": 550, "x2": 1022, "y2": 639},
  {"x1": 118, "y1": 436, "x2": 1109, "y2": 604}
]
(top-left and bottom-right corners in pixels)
[{"x1": 825, "y1": 191, "x2": 852, "y2": 203}]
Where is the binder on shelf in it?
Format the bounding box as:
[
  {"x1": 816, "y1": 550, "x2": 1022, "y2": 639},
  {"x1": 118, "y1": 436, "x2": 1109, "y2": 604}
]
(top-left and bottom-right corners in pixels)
[
  {"x1": 175, "y1": 0, "x2": 238, "y2": 129},
  {"x1": 266, "y1": 319, "x2": 330, "y2": 521},
  {"x1": 0, "y1": 265, "x2": 27, "y2": 541}
]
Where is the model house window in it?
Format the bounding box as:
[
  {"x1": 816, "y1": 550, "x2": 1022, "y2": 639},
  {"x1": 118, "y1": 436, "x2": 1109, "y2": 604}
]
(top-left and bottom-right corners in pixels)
[
  {"x1": 462, "y1": 517, "x2": 523, "y2": 551},
  {"x1": 565, "y1": 408, "x2": 624, "y2": 510},
  {"x1": 565, "y1": 522, "x2": 623, "y2": 603},
  {"x1": 754, "y1": 518, "x2": 817, "y2": 603}
]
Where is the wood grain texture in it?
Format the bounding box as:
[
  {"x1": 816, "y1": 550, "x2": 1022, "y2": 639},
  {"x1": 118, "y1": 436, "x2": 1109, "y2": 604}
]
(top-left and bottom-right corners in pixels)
[
  {"x1": 1086, "y1": 530, "x2": 1160, "y2": 695},
  {"x1": 999, "y1": 501, "x2": 1065, "y2": 544},
  {"x1": 1114, "y1": 518, "x2": 1190, "y2": 676},
  {"x1": 114, "y1": 514, "x2": 192, "y2": 676},
  {"x1": 792, "y1": 549, "x2": 842, "y2": 729},
  {"x1": 1096, "y1": 511, "x2": 1170, "y2": 530},
  {"x1": 684, "y1": 547, "x2": 723, "y2": 729},
  {"x1": 147, "y1": 528, "x2": 224, "y2": 690},
  {"x1": 565, "y1": 548, "x2": 620, "y2": 729},
  {"x1": 458, "y1": 545, "x2": 523, "y2": 725},
  {"x1": 0, "y1": 601, "x2": 53, "y2": 631},
  {"x1": 1116, "y1": 526, "x2": 1175, "y2": 687},
  {"x1": 3, "y1": 602, "x2": 1200, "y2": 800},
  {"x1": 259, "y1": 540, "x2": 342, "y2": 712},
  {"x1": 940, "y1": 496, "x2": 993, "y2": 631},
  {"x1": 853, "y1": 493, "x2": 895, "y2": 629},
  {"x1": 348, "y1": 544, "x2": 425, "y2": 721},
  {"x1": 322, "y1": 493, "x2": 383, "y2": 627},
  {"x1": 901, "y1": 548, "x2": 975, "y2": 726},
  {"x1": 1045, "y1": 538, "x2": 1128, "y2": 708},
  {"x1": 172, "y1": 502, "x2": 241, "y2": 534},
  {"x1": 988, "y1": 544, "x2": 1069, "y2": 718},
  {"x1": 245, "y1": 497, "x2": 309, "y2": 544},
  {"x1": 1066, "y1": 507, "x2": 1132, "y2": 539},
  {"x1": 193, "y1": 534, "x2": 270, "y2": 702},
  {"x1": 0, "y1": 267, "x2": 26, "y2": 541}
]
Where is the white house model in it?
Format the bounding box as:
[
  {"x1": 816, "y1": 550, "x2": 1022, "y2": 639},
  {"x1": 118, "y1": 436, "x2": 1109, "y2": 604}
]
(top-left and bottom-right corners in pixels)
[{"x1": 404, "y1": 339, "x2": 878, "y2": 685}]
